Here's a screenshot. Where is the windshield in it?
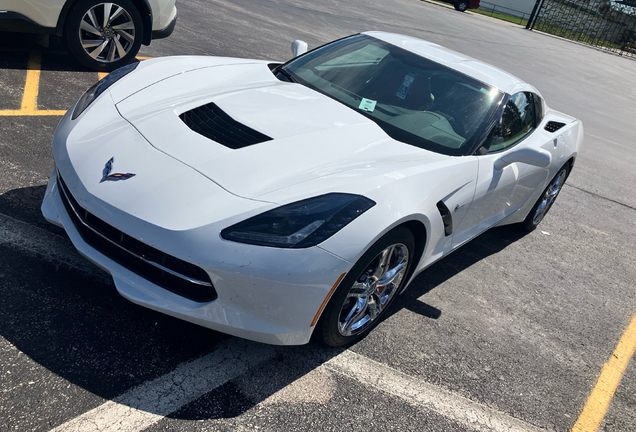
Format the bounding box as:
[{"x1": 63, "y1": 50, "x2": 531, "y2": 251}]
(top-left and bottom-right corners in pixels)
[{"x1": 280, "y1": 35, "x2": 504, "y2": 156}]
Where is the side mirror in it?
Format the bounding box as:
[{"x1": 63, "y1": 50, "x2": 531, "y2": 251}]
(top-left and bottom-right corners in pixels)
[
  {"x1": 291, "y1": 40, "x2": 308, "y2": 58},
  {"x1": 494, "y1": 147, "x2": 552, "y2": 170}
]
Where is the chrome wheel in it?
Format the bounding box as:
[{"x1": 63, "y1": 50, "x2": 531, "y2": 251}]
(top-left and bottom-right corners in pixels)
[
  {"x1": 338, "y1": 243, "x2": 409, "y2": 337},
  {"x1": 78, "y1": 3, "x2": 135, "y2": 63},
  {"x1": 533, "y1": 168, "x2": 567, "y2": 225}
]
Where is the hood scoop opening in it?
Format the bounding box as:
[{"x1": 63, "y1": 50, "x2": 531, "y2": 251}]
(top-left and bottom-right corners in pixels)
[{"x1": 180, "y1": 102, "x2": 272, "y2": 149}]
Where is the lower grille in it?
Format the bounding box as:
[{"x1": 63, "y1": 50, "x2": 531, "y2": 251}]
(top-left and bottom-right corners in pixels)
[{"x1": 56, "y1": 171, "x2": 217, "y2": 302}]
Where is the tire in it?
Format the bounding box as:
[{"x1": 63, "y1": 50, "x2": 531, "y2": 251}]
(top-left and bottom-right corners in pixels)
[
  {"x1": 521, "y1": 164, "x2": 571, "y2": 231},
  {"x1": 317, "y1": 227, "x2": 415, "y2": 347},
  {"x1": 454, "y1": 1, "x2": 469, "y2": 12},
  {"x1": 64, "y1": 0, "x2": 143, "y2": 71}
]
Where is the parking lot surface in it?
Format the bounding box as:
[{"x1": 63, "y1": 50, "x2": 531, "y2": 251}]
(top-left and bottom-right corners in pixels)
[{"x1": 1, "y1": 0, "x2": 635, "y2": 431}]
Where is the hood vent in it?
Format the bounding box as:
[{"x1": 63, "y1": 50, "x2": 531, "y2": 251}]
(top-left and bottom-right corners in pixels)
[
  {"x1": 544, "y1": 121, "x2": 566, "y2": 133},
  {"x1": 180, "y1": 102, "x2": 272, "y2": 149}
]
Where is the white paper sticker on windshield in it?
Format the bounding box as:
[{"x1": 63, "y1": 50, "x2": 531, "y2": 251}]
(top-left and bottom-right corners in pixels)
[
  {"x1": 359, "y1": 98, "x2": 377, "y2": 112},
  {"x1": 396, "y1": 73, "x2": 415, "y2": 100}
]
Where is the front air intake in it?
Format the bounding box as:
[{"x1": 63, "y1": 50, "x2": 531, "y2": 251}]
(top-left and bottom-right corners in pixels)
[
  {"x1": 180, "y1": 102, "x2": 272, "y2": 149},
  {"x1": 544, "y1": 121, "x2": 566, "y2": 133},
  {"x1": 57, "y1": 172, "x2": 217, "y2": 303}
]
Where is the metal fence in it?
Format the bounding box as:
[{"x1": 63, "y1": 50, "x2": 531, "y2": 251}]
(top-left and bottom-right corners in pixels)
[
  {"x1": 526, "y1": 0, "x2": 636, "y2": 57},
  {"x1": 479, "y1": 1, "x2": 532, "y2": 24}
]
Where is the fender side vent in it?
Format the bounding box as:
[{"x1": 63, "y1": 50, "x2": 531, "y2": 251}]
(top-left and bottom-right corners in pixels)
[
  {"x1": 436, "y1": 201, "x2": 453, "y2": 236},
  {"x1": 545, "y1": 121, "x2": 566, "y2": 133},
  {"x1": 180, "y1": 102, "x2": 273, "y2": 149}
]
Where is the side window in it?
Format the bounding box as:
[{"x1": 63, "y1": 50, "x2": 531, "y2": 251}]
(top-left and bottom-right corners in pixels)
[{"x1": 488, "y1": 92, "x2": 536, "y2": 153}]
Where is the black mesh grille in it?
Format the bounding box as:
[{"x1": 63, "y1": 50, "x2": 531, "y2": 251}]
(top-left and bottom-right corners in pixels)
[
  {"x1": 180, "y1": 102, "x2": 272, "y2": 149},
  {"x1": 544, "y1": 121, "x2": 566, "y2": 133},
  {"x1": 57, "y1": 173, "x2": 217, "y2": 303}
]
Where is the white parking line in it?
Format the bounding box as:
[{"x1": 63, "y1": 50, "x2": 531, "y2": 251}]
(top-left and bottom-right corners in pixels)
[
  {"x1": 49, "y1": 343, "x2": 545, "y2": 432},
  {"x1": 326, "y1": 350, "x2": 546, "y2": 432},
  {"x1": 0, "y1": 212, "x2": 110, "y2": 283},
  {"x1": 49, "y1": 339, "x2": 276, "y2": 432}
]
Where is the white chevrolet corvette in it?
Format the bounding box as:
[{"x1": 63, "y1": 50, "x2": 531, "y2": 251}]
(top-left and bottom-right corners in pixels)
[{"x1": 42, "y1": 32, "x2": 583, "y2": 346}]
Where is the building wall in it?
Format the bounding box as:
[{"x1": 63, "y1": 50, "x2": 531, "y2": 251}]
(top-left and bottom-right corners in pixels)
[{"x1": 480, "y1": 0, "x2": 537, "y2": 18}]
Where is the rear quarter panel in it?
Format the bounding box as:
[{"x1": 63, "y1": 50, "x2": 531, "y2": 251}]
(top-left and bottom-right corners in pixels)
[{"x1": 501, "y1": 112, "x2": 583, "y2": 225}]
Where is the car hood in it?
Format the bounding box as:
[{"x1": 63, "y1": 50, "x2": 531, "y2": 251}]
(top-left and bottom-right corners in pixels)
[
  {"x1": 54, "y1": 94, "x2": 272, "y2": 232},
  {"x1": 114, "y1": 59, "x2": 446, "y2": 200}
]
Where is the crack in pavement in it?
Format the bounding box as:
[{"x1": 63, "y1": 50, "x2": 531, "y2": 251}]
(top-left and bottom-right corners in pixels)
[{"x1": 565, "y1": 184, "x2": 636, "y2": 212}]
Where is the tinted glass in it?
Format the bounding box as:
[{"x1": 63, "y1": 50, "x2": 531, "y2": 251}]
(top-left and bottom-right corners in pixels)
[
  {"x1": 280, "y1": 35, "x2": 504, "y2": 156},
  {"x1": 533, "y1": 93, "x2": 543, "y2": 126},
  {"x1": 488, "y1": 92, "x2": 536, "y2": 153}
]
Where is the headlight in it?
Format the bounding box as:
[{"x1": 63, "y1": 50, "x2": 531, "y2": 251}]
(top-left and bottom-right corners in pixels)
[
  {"x1": 221, "y1": 193, "x2": 375, "y2": 248},
  {"x1": 71, "y1": 62, "x2": 139, "y2": 120}
]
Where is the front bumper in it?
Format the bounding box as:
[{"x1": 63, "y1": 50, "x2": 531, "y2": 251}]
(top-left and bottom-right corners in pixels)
[{"x1": 42, "y1": 169, "x2": 352, "y2": 345}]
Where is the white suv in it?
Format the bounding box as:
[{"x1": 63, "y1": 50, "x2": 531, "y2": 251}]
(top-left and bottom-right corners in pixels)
[{"x1": 0, "y1": 0, "x2": 177, "y2": 71}]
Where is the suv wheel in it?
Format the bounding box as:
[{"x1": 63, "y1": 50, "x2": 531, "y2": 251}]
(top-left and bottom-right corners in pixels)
[{"x1": 65, "y1": 0, "x2": 143, "y2": 71}]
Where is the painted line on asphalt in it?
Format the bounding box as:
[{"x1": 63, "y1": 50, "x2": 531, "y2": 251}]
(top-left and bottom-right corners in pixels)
[
  {"x1": 0, "y1": 53, "x2": 153, "y2": 116},
  {"x1": 0, "y1": 110, "x2": 67, "y2": 116},
  {"x1": 47, "y1": 342, "x2": 547, "y2": 432},
  {"x1": 326, "y1": 350, "x2": 546, "y2": 432},
  {"x1": 572, "y1": 311, "x2": 636, "y2": 432},
  {"x1": 0, "y1": 212, "x2": 110, "y2": 283},
  {"x1": 0, "y1": 51, "x2": 66, "y2": 116},
  {"x1": 49, "y1": 339, "x2": 276, "y2": 432},
  {"x1": 21, "y1": 51, "x2": 40, "y2": 111}
]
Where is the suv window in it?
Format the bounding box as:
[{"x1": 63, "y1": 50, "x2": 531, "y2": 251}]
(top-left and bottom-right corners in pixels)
[{"x1": 488, "y1": 92, "x2": 537, "y2": 153}]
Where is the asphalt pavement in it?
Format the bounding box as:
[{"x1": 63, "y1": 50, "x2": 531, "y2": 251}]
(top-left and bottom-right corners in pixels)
[{"x1": 1, "y1": 0, "x2": 635, "y2": 431}]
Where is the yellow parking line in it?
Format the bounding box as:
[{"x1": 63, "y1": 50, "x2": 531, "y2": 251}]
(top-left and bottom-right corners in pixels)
[
  {"x1": 20, "y1": 52, "x2": 41, "y2": 111},
  {"x1": 1, "y1": 53, "x2": 155, "y2": 116},
  {"x1": 572, "y1": 311, "x2": 636, "y2": 431},
  {"x1": 0, "y1": 110, "x2": 67, "y2": 116},
  {"x1": 0, "y1": 51, "x2": 66, "y2": 116}
]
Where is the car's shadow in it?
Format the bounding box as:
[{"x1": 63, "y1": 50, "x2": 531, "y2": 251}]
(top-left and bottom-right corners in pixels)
[
  {"x1": 385, "y1": 223, "x2": 529, "y2": 323},
  {"x1": 0, "y1": 32, "x2": 141, "y2": 73},
  {"x1": 0, "y1": 184, "x2": 528, "y2": 423}
]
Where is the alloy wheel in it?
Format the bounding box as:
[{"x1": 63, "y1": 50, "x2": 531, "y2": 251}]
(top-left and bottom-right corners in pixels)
[
  {"x1": 533, "y1": 168, "x2": 567, "y2": 225},
  {"x1": 338, "y1": 243, "x2": 409, "y2": 337},
  {"x1": 78, "y1": 3, "x2": 136, "y2": 63}
]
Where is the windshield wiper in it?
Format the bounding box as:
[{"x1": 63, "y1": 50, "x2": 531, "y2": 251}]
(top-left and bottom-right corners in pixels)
[{"x1": 329, "y1": 82, "x2": 362, "y2": 100}]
